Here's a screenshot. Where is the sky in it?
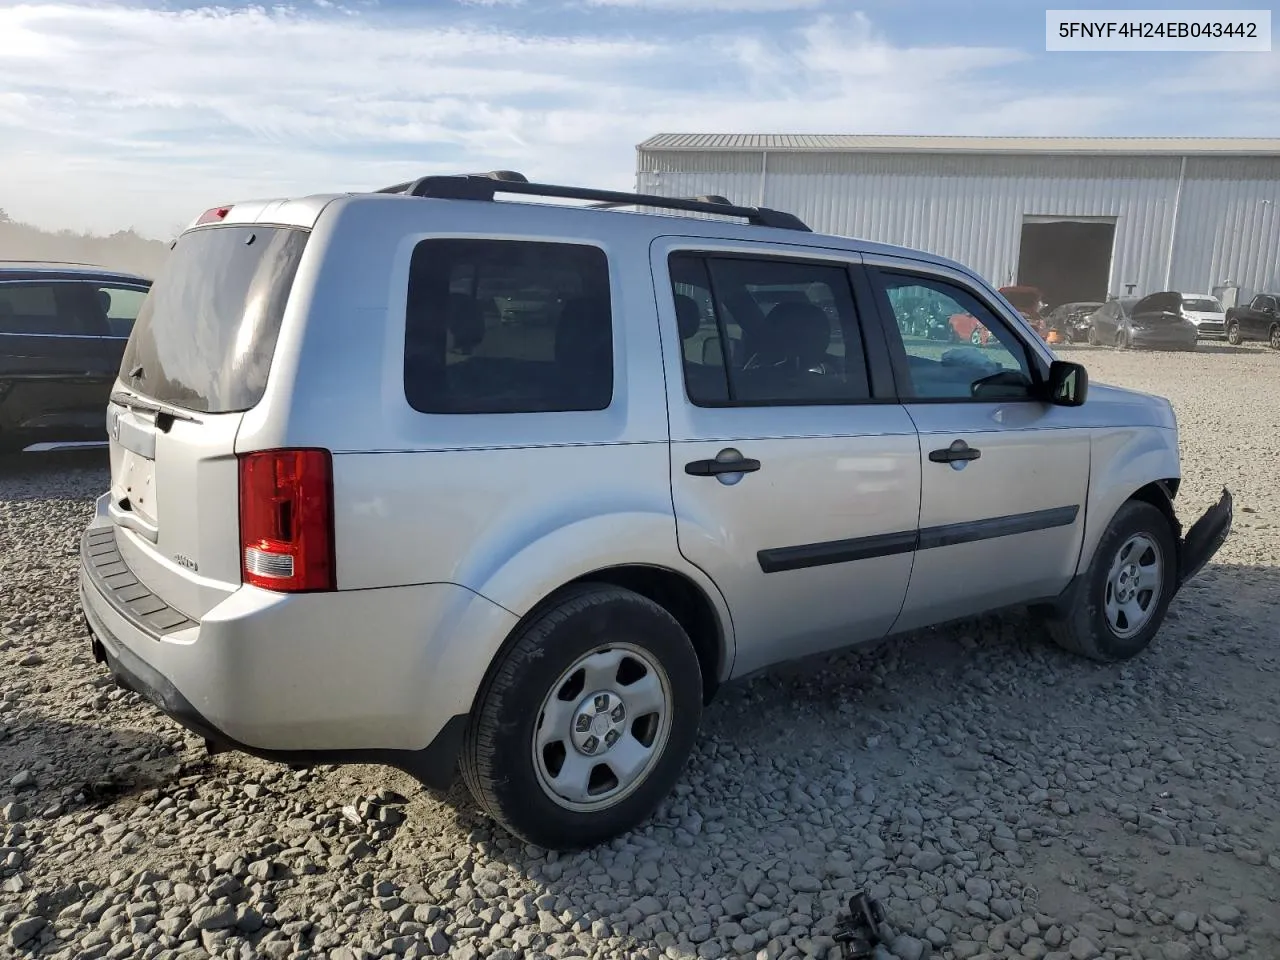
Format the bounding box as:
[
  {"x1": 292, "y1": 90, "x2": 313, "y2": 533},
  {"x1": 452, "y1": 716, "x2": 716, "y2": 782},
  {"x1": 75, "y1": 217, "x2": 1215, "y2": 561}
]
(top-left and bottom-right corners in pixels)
[{"x1": 0, "y1": 0, "x2": 1277, "y2": 239}]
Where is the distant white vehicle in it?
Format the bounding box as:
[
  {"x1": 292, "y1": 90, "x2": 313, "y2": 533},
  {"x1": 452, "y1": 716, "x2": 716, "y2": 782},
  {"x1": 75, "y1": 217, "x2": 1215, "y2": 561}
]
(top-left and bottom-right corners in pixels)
[{"x1": 1179, "y1": 293, "x2": 1227, "y2": 340}]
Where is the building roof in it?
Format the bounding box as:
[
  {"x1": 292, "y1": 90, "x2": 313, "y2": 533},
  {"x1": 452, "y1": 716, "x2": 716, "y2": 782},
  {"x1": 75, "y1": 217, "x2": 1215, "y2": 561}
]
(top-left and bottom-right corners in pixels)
[{"x1": 637, "y1": 134, "x2": 1280, "y2": 156}]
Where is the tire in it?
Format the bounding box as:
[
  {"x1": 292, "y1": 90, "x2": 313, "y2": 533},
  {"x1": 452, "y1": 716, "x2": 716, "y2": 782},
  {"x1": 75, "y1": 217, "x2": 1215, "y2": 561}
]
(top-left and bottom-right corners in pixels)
[
  {"x1": 970, "y1": 329, "x2": 984, "y2": 346},
  {"x1": 1044, "y1": 500, "x2": 1178, "y2": 662},
  {"x1": 1270, "y1": 324, "x2": 1280, "y2": 351},
  {"x1": 1227, "y1": 321, "x2": 1241, "y2": 346},
  {"x1": 1114, "y1": 329, "x2": 1128, "y2": 350},
  {"x1": 460, "y1": 583, "x2": 703, "y2": 850},
  {"x1": 1087, "y1": 326, "x2": 1099, "y2": 346}
]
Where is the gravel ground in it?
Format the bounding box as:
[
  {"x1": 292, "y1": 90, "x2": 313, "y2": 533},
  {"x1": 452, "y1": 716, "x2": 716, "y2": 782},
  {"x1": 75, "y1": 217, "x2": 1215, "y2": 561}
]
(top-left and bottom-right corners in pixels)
[{"x1": 3, "y1": 343, "x2": 1279, "y2": 960}]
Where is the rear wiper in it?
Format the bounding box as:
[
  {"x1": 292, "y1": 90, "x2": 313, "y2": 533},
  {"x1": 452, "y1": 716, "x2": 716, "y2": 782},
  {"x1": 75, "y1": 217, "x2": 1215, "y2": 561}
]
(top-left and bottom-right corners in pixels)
[{"x1": 109, "y1": 390, "x2": 203, "y2": 424}]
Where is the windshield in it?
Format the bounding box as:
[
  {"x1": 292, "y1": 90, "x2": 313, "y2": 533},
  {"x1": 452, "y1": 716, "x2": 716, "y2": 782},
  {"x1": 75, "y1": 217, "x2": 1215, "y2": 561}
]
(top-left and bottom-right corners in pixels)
[
  {"x1": 1183, "y1": 297, "x2": 1222, "y2": 313},
  {"x1": 119, "y1": 224, "x2": 309, "y2": 413}
]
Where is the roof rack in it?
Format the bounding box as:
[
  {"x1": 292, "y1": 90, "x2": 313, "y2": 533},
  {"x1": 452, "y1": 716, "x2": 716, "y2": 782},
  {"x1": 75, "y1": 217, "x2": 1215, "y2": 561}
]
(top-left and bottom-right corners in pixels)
[{"x1": 372, "y1": 170, "x2": 811, "y2": 232}]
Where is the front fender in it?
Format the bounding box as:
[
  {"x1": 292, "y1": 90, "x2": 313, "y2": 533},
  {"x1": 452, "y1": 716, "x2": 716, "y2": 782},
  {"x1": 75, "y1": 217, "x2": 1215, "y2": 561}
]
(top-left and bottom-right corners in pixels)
[
  {"x1": 1079, "y1": 425, "x2": 1181, "y2": 574},
  {"x1": 471, "y1": 510, "x2": 736, "y2": 680}
]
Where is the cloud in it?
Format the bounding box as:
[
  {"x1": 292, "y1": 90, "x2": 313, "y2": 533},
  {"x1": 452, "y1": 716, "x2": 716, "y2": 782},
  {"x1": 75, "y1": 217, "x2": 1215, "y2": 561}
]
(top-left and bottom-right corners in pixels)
[{"x1": 0, "y1": 2, "x2": 1259, "y2": 238}]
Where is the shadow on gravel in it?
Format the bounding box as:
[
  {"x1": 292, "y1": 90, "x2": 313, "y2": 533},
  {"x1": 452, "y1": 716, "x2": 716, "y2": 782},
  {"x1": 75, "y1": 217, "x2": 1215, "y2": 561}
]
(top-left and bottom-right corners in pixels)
[{"x1": 0, "y1": 713, "x2": 190, "y2": 817}]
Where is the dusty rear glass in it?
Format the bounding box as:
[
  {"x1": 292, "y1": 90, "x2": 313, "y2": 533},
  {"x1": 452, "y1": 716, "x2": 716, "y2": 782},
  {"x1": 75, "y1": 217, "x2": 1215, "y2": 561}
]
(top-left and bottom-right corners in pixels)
[{"x1": 119, "y1": 225, "x2": 308, "y2": 413}]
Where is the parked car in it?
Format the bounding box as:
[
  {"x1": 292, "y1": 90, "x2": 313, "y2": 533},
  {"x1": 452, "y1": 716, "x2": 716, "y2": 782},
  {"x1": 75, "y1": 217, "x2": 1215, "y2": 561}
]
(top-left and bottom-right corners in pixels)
[
  {"x1": 1224, "y1": 292, "x2": 1280, "y2": 349},
  {"x1": 1178, "y1": 293, "x2": 1227, "y2": 340},
  {"x1": 1045, "y1": 301, "x2": 1103, "y2": 344},
  {"x1": 947, "y1": 309, "x2": 994, "y2": 346},
  {"x1": 1113, "y1": 292, "x2": 1200, "y2": 352},
  {"x1": 998, "y1": 285, "x2": 1049, "y2": 335},
  {"x1": 0, "y1": 262, "x2": 152, "y2": 453},
  {"x1": 1084, "y1": 297, "x2": 1135, "y2": 346},
  {"x1": 78, "y1": 173, "x2": 1232, "y2": 850}
]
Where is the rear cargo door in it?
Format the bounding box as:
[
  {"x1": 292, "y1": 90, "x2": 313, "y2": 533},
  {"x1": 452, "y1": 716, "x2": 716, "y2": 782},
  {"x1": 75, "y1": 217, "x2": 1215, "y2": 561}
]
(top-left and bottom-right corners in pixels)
[{"x1": 104, "y1": 223, "x2": 309, "y2": 621}]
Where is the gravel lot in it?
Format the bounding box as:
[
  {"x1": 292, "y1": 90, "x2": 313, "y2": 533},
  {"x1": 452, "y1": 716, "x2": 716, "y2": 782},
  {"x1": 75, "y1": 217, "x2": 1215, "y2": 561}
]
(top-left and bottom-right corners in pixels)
[{"x1": 3, "y1": 343, "x2": 1279, "y2": 960}]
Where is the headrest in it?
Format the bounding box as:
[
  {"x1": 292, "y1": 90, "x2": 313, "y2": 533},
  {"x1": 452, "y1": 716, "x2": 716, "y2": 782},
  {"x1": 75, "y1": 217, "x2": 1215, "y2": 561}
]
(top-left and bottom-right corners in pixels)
[
  {"x1": 673, "y1": 294, "x2": 701, "y2": 340},
  {"x1": 768, "y1": 301, "x2": 831, "y2": 363}
]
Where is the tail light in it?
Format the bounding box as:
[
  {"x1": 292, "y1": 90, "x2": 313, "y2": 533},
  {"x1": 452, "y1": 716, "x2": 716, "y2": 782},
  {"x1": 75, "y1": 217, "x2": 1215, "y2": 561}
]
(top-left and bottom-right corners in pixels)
[
  {"x1": 238, "y1": 448, "x2": 335, "y2": 592},
  {"x1": 195, "y1": 205, "x2": 233, "y2": 225}
]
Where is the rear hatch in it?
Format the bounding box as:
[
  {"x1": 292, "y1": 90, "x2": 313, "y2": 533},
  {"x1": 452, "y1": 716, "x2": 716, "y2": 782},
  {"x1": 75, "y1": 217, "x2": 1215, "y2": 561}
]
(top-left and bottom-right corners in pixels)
[{"x1": 104, "y1": 222, "x2": 309, "y2": 620}]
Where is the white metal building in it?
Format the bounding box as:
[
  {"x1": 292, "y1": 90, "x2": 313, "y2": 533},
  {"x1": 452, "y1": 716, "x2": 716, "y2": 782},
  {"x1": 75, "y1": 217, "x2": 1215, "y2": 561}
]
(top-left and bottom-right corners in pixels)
[{"x1": 634, "y1": 135, "x2": 1280, "y2": 307}]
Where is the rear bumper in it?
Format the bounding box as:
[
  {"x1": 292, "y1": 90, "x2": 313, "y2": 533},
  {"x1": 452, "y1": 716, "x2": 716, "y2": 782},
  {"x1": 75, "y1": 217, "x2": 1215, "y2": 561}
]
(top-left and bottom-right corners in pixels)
[{"x1": 77, "y1": 520, "x2": 517, "y2": 788}]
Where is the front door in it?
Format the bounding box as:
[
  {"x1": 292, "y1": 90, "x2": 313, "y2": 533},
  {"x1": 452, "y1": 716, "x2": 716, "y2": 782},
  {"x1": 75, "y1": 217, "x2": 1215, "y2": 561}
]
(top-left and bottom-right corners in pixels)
[
  {"x1": 866, "y1": 261, "x2": 1091, "y2": 632},
  {"x1": 654, "y1": 239, "x2": 922, "y2": 678}
]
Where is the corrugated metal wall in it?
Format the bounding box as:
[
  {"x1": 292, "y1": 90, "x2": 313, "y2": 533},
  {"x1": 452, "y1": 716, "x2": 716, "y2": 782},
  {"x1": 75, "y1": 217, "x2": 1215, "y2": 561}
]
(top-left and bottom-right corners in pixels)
[{"x1": 635, "y1": 149, "x2": 1280, "y2": 298}]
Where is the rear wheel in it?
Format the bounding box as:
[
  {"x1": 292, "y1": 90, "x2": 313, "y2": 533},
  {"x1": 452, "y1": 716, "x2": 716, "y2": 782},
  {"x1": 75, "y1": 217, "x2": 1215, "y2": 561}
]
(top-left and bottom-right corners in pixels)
[
  {"x1": 460, "y1": 584, "x2": 703, "y2": 850},
  {"x1": 1043, "y1": 500, "x2": 1177, "y2": 662},
  {"x1": 969, "y1": 329, "x2": 984, "y2": 347},
  {"x1": 1227, "y1": 321, "x2": 1242, "y2": 345}
]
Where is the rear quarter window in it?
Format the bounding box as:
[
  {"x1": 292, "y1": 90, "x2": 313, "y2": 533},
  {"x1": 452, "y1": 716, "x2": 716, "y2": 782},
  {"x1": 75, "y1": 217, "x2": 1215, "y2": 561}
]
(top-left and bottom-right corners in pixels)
[{"x1": 404, "y1": 238, "x2": 613, "y2": 414}]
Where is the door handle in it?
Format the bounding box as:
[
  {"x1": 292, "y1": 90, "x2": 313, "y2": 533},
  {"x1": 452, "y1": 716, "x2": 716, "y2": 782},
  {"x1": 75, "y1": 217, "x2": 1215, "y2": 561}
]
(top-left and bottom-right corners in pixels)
[
  {"x1": 685, "y1": 449, "x2": 761, "y2": 477},
  {"x1": 929, "y1": 439, "x2": 981, "y2": 464}
]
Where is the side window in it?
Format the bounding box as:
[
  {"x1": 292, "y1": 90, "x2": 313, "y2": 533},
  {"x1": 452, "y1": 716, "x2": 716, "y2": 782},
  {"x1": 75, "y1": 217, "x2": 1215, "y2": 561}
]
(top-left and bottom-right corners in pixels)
[
  {"x1": 96, "y1": 286, "x2": 149, "y2": 338},
  {"x1": 878, "y1": 271, "x2": 1037, "y2": 401},
  {"x1": 668, "y1": 253, "x2": 871, "y2": 405},
  {"x1": 404, "y1": 238, "x2": 612, "y2": 414},
  {"x1": 0, "y1": 284, "x2": 63, "y2": 335}
]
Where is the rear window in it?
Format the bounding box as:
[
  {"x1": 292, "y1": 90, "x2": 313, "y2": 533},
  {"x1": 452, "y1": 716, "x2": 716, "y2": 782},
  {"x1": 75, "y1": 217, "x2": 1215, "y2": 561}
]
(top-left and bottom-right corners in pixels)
[
  {"x1": 120, "y1": 225, "x2": 308, "y2": 413},
  {"x1": 404, "y1": 238, "x2": 613, "y2": 414}
]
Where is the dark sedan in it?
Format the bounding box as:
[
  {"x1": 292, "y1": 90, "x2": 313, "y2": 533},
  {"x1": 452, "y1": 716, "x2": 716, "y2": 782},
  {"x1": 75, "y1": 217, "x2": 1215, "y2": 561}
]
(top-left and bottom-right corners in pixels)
[{"x1": 0, "y1": 262, "x2": 151, "y2": 453}]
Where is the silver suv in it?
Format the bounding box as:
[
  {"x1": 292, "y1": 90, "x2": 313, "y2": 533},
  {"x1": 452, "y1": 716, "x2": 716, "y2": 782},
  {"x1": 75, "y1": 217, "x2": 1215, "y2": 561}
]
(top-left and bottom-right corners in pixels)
[{"x1": 78, "y1": 172, "x2": 1233, "y2": 850}]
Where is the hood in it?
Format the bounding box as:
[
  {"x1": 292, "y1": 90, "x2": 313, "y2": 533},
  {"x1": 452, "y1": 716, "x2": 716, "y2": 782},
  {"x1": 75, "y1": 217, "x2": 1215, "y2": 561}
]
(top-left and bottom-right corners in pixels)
[{"x1": 1085, "y1": 382, "x2": 1178, "y2": 429}]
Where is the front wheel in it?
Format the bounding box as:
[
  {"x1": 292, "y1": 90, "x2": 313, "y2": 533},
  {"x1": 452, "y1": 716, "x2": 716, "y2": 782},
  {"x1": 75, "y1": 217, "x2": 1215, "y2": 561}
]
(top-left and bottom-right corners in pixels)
[
  {"x1": 1087, "y1": 326, "x2": 1099, "y2": 346},
  {"x1": 460, "y1": 584, "x2": 703, "y2": 850},
  {"x1": 1043, "y1": 500, "x2": 1177, "y2": 662},
  {"x1": 1115, "y1": 329, "x2": 1129, "y2": 350},
  {"x1": 1227, "y1": 321, "x2": 1242, "y2": 345},
  {"x1": 1270, "y1": 324, "x2": 1280, "y2": 350}
]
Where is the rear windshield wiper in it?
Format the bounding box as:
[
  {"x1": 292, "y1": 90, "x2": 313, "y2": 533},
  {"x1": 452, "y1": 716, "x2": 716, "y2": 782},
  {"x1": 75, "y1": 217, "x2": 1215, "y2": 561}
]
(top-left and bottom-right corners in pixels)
[{"x1": 109, "y1": 390, "x2": 203, "y2": 424}]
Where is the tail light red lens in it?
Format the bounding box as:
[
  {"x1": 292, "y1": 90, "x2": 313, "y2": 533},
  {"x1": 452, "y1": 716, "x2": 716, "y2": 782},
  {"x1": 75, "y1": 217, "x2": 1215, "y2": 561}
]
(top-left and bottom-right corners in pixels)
[
  {"x1": 195, "y1": 205, "x2": 232, "y2": 225},
  {"x1": 238, "y1": 448, "x2": 335, "y2": 592}
]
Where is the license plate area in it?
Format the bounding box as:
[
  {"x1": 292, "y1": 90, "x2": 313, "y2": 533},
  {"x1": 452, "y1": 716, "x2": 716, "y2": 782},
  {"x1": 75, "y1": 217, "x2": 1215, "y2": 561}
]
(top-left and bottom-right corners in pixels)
[{"x1": 118, "y1": 448, "x2": 158, "y2": 527}]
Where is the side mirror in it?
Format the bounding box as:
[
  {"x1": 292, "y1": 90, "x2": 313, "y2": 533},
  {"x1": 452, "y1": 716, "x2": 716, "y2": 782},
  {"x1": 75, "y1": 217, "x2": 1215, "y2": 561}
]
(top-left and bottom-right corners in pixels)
[{"x1": 1045, "y1": 360, "x2": 1088, "y2": 407}]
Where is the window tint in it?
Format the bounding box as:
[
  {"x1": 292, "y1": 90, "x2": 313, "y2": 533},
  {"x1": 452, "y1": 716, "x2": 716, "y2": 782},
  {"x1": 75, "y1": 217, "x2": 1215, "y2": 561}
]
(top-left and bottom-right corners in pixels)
[
  {"x1": 404, "y1": 239, "x2": 612, "y2": 414},
  {"x1": 120, "y1": 225, "x2": 309, "y2": 413},
  {"x1": 97, "y1": 285, "x2": 149, "y2": 338},
  {"x1": 668, "y1": 253, "x2": 870, "y2": 405},
  {"x1": 879, "y1": 272, "x2": 1037, "y2": 401},
  {"x1": 0, "y1": 282, "x2": 120, "y2": 336}
]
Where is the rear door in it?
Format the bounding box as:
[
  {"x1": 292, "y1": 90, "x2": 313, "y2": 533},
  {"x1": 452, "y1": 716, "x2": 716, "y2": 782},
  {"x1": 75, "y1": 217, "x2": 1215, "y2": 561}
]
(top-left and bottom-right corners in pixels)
[
  {"x1": 0, "y1": 280, "x2": 111, "y2": 443},
  {"x1": 654, "y1": 238, "x2": 922, "y2": 678},
  {"x1": 105, "y1": 223, "x2": 309, "y2": 619},
  {"x1": 866, "y1": 259, "x2": 1091, "y2": 632}
]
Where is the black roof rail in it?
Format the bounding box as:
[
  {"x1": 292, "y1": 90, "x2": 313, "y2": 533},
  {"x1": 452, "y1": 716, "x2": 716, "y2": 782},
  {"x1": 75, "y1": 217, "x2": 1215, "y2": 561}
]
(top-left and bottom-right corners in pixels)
[
  {"x1": 373, "y1": 173, "x2": 811, "y2": 232},
  {"x1": 587, "y1": 193, "x2": 733, "y2": 210},
  {"x1": 375, "y1": 170, "x2": 528, "y2": 194}
]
